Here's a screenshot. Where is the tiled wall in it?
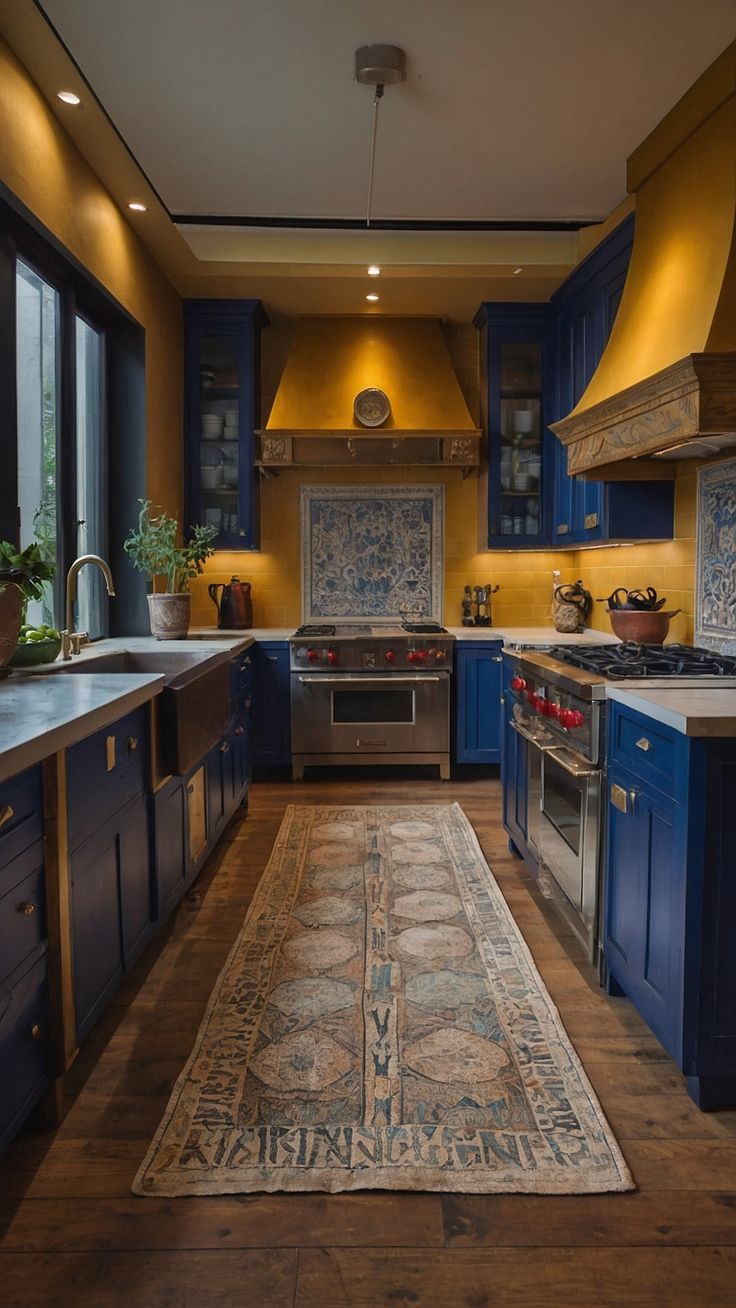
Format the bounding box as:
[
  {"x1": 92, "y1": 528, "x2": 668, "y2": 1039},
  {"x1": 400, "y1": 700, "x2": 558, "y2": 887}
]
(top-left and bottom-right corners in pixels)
[{"x1": 191, "y1": 323, "x2": 697, "y2": 636}]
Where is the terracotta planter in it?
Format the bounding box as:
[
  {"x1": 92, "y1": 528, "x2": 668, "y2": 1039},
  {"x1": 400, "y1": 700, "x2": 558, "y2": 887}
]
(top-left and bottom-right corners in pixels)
[
  {"x1": 147, "y1": 592, "x2": 191, "y2": 641},
  {"x1": 607, "y1": 607, "x2": 681, "y2": 644},
  {"x1": 0, "y1": 584, "x2": 23, "y2": 669}
]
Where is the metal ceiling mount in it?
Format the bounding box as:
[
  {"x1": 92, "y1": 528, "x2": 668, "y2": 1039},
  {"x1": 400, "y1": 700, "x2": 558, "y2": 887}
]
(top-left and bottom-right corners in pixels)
[
  {"x1": 355, "y1": 45, "x2": 406, "y2": 228},
  {"x1": 355, "y1": 45, "x2": 406, "y2": 87}
]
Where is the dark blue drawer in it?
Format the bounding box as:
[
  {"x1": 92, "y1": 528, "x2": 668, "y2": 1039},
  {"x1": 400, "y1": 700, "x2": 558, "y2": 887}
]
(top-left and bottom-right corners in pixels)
[
  {"x1": 0, "y1": 951, "x2": 49, "y2": 1154},
  {"x1": 0, "y1": 767, "x2": 43, "y2": 874},
  {"x1": 610, "y1": 704, "x2": 679, "y2": 799},
  {"x1": 67, "y1": 707, "x2": 147, "y2": 851},
  {"x1": 0, "y1": 843, "x2": 45, "y2": 987}
]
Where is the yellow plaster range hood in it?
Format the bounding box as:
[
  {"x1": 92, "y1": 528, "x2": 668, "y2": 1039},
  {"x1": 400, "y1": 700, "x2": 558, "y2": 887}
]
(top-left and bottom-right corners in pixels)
[
  {"x1": 258, "y1": 316, "x2": 480, "y2": 470},
  {"x1": 551, "y1": 43, "x2": 736, "y2": 474}
]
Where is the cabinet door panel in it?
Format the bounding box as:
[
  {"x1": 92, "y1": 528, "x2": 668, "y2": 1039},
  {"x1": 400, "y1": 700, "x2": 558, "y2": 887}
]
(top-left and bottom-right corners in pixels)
[
  {"x1": 120, "y1": 793, "x2": 154, "y2": 966},
  {"x1": 455, "y1": 646, "x2": 503, "y2": 764},
  {"x1": 154, "y1": 780, "x2": 187, "y2": 923},
  {"x1": 0, "y1": 953, "x2": 49, "y2": 1154},
  {"x1": 71, "y1": 827, "x2": 124, "y2": 1041},
  {"x1": 643, "y1": 797, "x2": 677, "y2": 1002},
  {"x1": 252, "y1": 643, "x2": 291, "y2": 766},
  {"x1": 605, "y1": 771, "x2": 647, "y2": 973}
]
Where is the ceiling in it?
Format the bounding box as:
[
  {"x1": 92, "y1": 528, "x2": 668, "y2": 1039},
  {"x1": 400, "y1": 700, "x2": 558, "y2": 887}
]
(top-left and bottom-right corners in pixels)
[{"x1": 6, "y1": 1, "x2": 736, "y2": 318}]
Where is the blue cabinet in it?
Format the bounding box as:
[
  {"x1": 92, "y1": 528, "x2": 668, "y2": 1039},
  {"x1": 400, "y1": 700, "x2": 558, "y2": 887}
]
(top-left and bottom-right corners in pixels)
[
  {"x1": 454, "y1": 641, "x2": 503, "y2": 764},
  {"x1": 184, "y1": 299, "x2": 267, "y2": 550},
  {"x1": 551, "y1": 216, "x2": 674, "y2": 546},
  {"x1": 252, "y1": 642, "x2": 291, "y2": 767},
  {"x1": 475, "y1": 306, "x2": 554, "y2": 549},
  {"x1": 501, "y1": 655, "x2": 529, "y2": 856},
  {"x1": 604, "y1": 702, "x2": 736, "y2": 1109},
  {"x1": 0, "y1": 765, "x2": 49, "y2": 1155},
  {"x1": 476, "y1": 217, "x2": 674, "y2": 550}
]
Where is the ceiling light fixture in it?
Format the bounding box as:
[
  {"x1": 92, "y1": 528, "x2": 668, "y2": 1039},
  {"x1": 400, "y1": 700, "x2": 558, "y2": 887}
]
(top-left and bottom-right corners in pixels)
[
  {"x1": 355, "y1": 45, "x2": 406, "y2": 228},
  {"x1": 128, "y1": 202, "x2": 147, "y2": 212},
  {"x1": 366, "y1": 293, "x2": 380, "y2": 302},
  {"x1": 57, "y1": 91, "x2": 81, "y2": 105},
  {"x1": 367, "y1": 265, "x2": 382, "y2": 276}
]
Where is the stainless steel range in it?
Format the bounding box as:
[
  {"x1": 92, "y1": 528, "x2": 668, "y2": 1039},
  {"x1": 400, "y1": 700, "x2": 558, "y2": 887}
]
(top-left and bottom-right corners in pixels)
[
  {"x1": 290, "y1": 622, "x2": 454, "y2": 780},
  {"x1": 505, "y1": 642, "x2": 736, "y2": 966}
]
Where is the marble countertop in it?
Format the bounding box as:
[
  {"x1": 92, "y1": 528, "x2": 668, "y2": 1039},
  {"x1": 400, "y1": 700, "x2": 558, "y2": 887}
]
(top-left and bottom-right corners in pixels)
[
  {"x1": 447, "y1": 626, "x2": 619, "y2": 645},
  {"x1": 0, "y1": 673, "x2": 163, "y2": 783},
  {"x1": 607, "y1": 686, "x2": 736, "y2": 737}
]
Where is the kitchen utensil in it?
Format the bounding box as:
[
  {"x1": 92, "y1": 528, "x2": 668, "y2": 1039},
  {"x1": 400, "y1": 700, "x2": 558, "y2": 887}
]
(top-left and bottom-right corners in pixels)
[
  {"x1": 600, "y1": 586, "x2": 669, "y2": 612},
  {"x1": 461, "y1": 585, "x2": 474, "y2": 626},
  {"x1": 208, "y1": 577, "x2": 253, "y2": 629},
  {"x1": 607, "y1": 607, "x2": 680, "y2": 643}
]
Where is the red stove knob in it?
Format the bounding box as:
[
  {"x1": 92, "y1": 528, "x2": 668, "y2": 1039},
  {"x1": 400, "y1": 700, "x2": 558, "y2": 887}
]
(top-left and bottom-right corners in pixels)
[
  {"x1": 416, "y1": 648, "x2": 429, "y2": 662},
  {"x1": 559, "y1": 709, "x2": 573, "y2": 729},
  {"x1": 547, "y1": 702, "x2": 561, "y2": 720},
  {"x1": 385, "y1": 649, "x2": 395, "y2": 663},
  {"x1": 327, "y1": 647, "x2": 338, "y2": 665},
  {"x1": 307, "y1": 648, "x2": 319, "y2": 663},
  {"x1": 407, "y1": 650, "x2": 418, "y2": 664},
  {"x1": 569, "y1": 709, "x2": 585, "y2": 729},
  {"x1": 511, "y1": 675, "x2": 526, "y2": 691}
]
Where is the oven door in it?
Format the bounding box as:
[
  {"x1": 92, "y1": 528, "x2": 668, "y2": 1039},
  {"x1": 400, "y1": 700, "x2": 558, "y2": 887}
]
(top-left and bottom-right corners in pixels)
[
  {"x1": 533, "y1": 742, "x2": 600, "y2": 927},
  {"x1": 291, "y1": 672, "x2": 449, "y2": 756}
]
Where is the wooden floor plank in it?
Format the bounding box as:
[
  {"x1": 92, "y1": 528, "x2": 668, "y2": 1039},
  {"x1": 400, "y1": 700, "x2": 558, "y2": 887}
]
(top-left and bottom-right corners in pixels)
[{"x1": 2, "y1": 776, "x2": 736, "y2": 1306}]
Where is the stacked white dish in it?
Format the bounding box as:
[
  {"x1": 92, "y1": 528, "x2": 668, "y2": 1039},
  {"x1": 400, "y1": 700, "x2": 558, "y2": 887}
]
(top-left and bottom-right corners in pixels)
[
  {"x1": 201, "y1": 465, "x2": 222, "y2": 489},
  {"x1": 224, "y1": 408, "x2": 239, "y2": 440},
  {"x1": 202, "y1": 413, "x2": 224, "y2": 440}
]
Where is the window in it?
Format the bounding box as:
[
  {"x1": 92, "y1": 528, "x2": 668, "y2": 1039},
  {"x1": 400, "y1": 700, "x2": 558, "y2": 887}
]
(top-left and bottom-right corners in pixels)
[{"x1": 1, "y1": 189, "x2": 146, "y2": 640}]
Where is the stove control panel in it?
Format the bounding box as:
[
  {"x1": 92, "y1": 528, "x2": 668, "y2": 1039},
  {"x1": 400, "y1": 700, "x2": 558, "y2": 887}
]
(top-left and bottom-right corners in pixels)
[{"x1": 290, "y1": 637, "x2": 454, "y2": 672}]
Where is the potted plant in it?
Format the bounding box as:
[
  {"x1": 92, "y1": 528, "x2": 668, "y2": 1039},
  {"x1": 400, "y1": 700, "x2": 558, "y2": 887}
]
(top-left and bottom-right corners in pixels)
[
  {"x1": 0, "y1": 540, "x2": 57, "y2": 668},
  {"x1": 124, "y1": 500, "x2": 217, "y2": 640}
]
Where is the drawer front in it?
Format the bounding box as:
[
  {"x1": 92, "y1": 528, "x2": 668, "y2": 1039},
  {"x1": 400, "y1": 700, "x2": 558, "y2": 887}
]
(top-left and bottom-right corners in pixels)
[
  {"x1": 0, "y1": 767, "x2": 43, "y2": 874},
  {"x1": 67, "y1": 707, "x2": 147, "y2": 851},
  {"x1": 0, "y1": 847, "x2": 46, "y2": 986},
  {"x1": 0, "y1": 953, "x2": 49, "y2": 1148},
  {"x1": 610, "y1": 705, "x2": 679, "y2": 798}
]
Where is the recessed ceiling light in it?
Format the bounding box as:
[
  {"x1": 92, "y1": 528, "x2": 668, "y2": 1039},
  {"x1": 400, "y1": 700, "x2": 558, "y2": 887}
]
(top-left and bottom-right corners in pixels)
[
  {"x1": 367, "y1": 265, "x2": 381, "y2": 276},
  {"x1": 128, "y1": 202, "x2": 147, "y2": 212},
  {"x1": 57, "y1": 91, "x2": 81, "y2": 105},
  {"x1": 513, "y1": 266, "x2": 523, "y2": 275},
  {"x1": 366, "y1": 293, "x2": 379, "y2": 302}
]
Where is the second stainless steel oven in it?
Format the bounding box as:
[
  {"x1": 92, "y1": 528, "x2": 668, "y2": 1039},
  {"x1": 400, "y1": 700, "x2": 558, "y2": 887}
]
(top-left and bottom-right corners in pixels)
[{"x1": 289, "y1": 623, "x2": 454, "y2": 780}]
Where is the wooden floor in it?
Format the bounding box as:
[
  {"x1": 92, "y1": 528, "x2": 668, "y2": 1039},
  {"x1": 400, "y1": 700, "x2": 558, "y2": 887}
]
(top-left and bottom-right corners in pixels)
[{"x1": 3, "y1": 773, "x2": 736, "y2": 1307}]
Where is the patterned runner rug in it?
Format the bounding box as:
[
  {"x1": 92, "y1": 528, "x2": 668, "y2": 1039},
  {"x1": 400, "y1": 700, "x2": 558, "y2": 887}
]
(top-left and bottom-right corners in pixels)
[{"x1": 133, "y1": 804, "x2": 633, "y2": 1195}]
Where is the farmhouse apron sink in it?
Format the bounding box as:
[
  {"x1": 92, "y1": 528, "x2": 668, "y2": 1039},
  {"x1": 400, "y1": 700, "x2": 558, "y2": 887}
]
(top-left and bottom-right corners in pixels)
[{"x1": 27, "y1": 649, "x2": 231, "y2": 776}]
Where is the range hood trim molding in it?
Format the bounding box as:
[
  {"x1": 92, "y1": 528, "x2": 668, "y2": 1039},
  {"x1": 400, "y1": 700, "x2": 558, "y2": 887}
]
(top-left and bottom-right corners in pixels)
[{"x1": 550, "y1": 351, "x2": 736, "y2": 473}]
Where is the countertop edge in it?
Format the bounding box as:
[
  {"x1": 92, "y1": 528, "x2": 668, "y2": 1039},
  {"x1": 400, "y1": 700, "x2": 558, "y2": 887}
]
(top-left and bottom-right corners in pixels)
[{"x1": 606, "y1": 686, "x2": 736, "y2": 737}]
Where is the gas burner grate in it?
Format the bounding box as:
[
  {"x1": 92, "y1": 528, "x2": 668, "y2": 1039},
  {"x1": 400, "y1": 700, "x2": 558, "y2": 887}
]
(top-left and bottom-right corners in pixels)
[
  {"x1": 292, "y1": 624, "x2": 336, "y2": 638},
  {"x1": 402, "y1": 622, "x2": 447, "y2": 634},
  {"x1": 552, "y1": 642, "x2": 736, "y2": 679}
]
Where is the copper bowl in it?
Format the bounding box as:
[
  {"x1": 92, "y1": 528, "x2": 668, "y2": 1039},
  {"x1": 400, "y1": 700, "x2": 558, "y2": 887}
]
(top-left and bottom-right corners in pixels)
[{"x1": 607, "y1": 607, "x2": 681, "y2": 644}]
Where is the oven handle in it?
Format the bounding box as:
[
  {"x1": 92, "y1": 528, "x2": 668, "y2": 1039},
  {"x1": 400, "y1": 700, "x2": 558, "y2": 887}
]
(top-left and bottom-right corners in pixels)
[
  {"x1": 510, "y1": 720, "x2": 544, "y2": 745},
  {"x1": 543, "y1": 746, "x2": 599, "y2": 779},
  {"x1": 296, "y1": 675, "x2": 444, "y2": 684}
]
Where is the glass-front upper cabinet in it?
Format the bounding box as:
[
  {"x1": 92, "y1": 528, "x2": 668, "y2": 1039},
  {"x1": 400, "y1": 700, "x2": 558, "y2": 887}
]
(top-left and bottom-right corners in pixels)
[
  {"x1": 475, "y1": 305, "x2": 554, "y2": 549},
  {"x1": 184, "y1": 300, "x2": 267, "y2": 550}
]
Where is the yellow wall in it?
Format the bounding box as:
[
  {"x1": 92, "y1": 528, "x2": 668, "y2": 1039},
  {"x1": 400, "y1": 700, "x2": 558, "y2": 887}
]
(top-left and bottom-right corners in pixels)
[{"x1": 0, "y1": 38, "x2": 182, "y2": 517}]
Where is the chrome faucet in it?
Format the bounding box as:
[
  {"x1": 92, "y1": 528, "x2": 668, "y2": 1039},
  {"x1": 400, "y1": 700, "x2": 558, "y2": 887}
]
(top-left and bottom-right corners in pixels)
[{"x1": 62, "y1": 555, "x2": 116, "y2": 660}]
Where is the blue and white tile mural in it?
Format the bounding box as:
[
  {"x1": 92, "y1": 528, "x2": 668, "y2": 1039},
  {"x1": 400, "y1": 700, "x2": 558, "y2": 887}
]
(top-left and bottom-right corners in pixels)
[
  {"x1": 300, "y1": 485, "x2": 444, "y2": 623},
  {"x1": 696, "y1": 457, "x2": 736, "y2": 654}
]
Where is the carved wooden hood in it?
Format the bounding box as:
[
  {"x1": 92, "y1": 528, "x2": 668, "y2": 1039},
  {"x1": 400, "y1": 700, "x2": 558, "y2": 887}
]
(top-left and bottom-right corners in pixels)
[
  {"x1": 552, "y1": 44, "x2": 736, "y2": 473},
  {"x1": 258, "y1": 316, "x2": 480, "y2": 471}
]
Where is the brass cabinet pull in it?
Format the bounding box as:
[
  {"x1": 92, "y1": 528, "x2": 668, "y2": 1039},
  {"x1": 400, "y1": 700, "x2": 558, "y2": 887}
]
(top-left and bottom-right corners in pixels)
[
  {"x1": 17, "y1": 901, "x2": 36, "y2": 916},
  {"x1": 234, "y1": 726, "x2": 244, "y2": 737},
  {"x1": 220, "y1": 741, "x2": 230, "y2": 754},
  {"x1": 127, "y1": 736, "x2": 138, "y2": 752},
  {"x1": 0, "y1": 803, "x2": 14, "y2": 830},
  {"x1": 30, "y1": 1023, "x2": 42, "y2": 1040},
  {"x1": 556, "y1": 523, "x2": 569, "y2": 535},
  {"x1": 635, "y1": 737, "x2": 652, "y2": 752},
  {"x1": 106, "y1": 735, "x2": 116, "y2": 771},
  {"x1": 611, "y1": 784, "x2": 637, "y2": 815},
  {"x1": 584, "y1": 512, "x2": 599, "y2": 530}
]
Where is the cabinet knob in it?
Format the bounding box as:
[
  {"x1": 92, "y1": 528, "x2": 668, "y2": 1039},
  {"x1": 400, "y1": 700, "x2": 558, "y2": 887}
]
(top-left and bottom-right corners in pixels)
[
  {"x1": 241, "y1": 657, "x2": 252, "y2": 668},
  {"x1": 220, "y1": 741, "x2": 230, "y2": 754},
  {"x1": 635, "y1": 737, "x2": 652, "y2": 752},
  {"x1": 244, "y1": 698, "x2": 252, "y2": 711},
  {"x1": 556, "y1": 523, "x2": 570, "y2": 535},
  {"x1": 30, "y1": 1023, "x2": 42, "y2": 1040},
  {"x1": 17, "y1": 901, "x2": 36, "y2": 917},
  {"x1": 234, "y1": 726, "x2": 244, "y2": 737},
  {"x1": 127, "y1": 736, "x2": 138, "y2": 752},
  {"x1": 0, "y1": 803, "x2": 14, "y2": 830},
  {"x1": 584, "y1": 512, "x2": 599, "y2": 530}
]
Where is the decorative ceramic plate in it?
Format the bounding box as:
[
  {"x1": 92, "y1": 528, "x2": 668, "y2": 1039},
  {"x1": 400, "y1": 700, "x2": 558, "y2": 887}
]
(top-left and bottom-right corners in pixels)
[{"x1": 353, "y1": 388, "x2": 390, "y2": 427}]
